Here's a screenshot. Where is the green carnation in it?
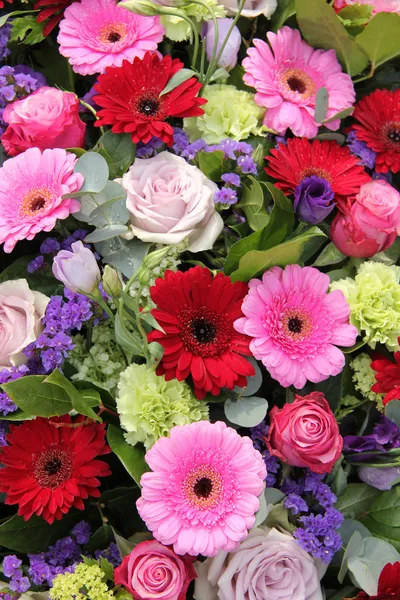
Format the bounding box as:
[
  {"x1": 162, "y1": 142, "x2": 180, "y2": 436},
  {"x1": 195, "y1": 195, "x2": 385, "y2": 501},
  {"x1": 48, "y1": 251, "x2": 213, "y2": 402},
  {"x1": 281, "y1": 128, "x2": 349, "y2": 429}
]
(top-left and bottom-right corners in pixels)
[
  {"x1": 331, "y1": 261, "x2": 400, "y2": 350},
  {"x1": 116, "y1": 364, "x2": 209, "y2": 449},
  {"x1": 161, "y1": 0, "x2": 226, "y2": 41},
  {"x1": 50, "y1": 564, "x2": 114, "y2": 600},
  {"x1": 350, "y1": 353, "x2": 384, "y2": 410},
  {"x1": 183, "y1": 84, "x2": 266, "y2": 143}
]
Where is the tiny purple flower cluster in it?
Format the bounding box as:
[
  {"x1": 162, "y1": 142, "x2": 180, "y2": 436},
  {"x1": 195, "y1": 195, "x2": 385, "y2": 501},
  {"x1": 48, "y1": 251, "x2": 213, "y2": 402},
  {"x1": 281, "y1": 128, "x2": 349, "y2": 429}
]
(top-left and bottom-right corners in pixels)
[
  {"x1": 2, "y1": 555, "x2": 30, "y2": 595},
  {"x1": 250, "y1": 421, "x2": 281, "y2": 487},
  {"x1": 346, "y1": 131, "x2": 377, "y2": 170},
  {"x1": 0, "y1": 23, "x2": 11, "y2": 62},
  {"x1": 0, "y1": 365, "x2": 29, "y2": 416},
  {"x1": 281, "y1": 471, "x2": 344, "y2": 563},
  {"x1": 24, "y1": 288, "x2": 93, "y2": 374},
  {"x1": 0, "y1": 65, "x2": 46, "y2": 135},
  {"x1": 27, "y1": 521, "x2": 121, "y2": 587},
  {"x1": 27, "y1": 229, "x2": 89, "y2": 274}
]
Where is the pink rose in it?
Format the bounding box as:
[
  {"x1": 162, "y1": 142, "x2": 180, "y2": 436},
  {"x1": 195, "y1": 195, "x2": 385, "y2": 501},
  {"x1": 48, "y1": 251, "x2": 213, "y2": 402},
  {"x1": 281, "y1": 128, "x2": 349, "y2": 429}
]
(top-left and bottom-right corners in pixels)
[
  {"x1": 0, "y1": 279, "x2": 49, "y2": 370},
  {"x1": 1, "y1": 87, "x2": 86, "y2": 156},
  {"x1": 119, "y1": 151, "x2": 223, "y2": 252},
  {"x1": 266, "y1": 392, "x2": 343, "y2": 474},
  {"x1": 331, "y1": 180, "x2": 400, "y2": 258},
  {"x1": 114, "y1": 540, "x2": 197, "y2": 600},
  {"x1": 194, "y1": 528, "x2": 324, "y2": 600}
]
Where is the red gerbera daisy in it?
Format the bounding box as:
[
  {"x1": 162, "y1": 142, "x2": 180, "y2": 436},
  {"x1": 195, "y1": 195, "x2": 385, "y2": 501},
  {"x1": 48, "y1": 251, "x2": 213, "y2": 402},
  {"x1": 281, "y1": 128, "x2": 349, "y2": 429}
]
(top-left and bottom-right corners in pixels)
[
  {"x1": 352, "y1": 89, "x2": 400, "y2": 174},
  {"x1": 0, "y1": 1, "x2": 13, "y2": 8},
  {"x1": 0, "y1": 415, "x2": 111, "y2": 524},
  {"x1": 371, "y1": 343, "x2": 400, "y2": 405},
  {"x1": 349, "y1": 562, "x2": 400, "y2": 599},
  {"x1": 94, "y1": 53, "x2": 206, "y2": 146},
  {"x1": 148, "y1": 266, "x2": 254, "y2": 399},
  {"x1": 34, "y1": 0, "x2": 77, "y2": 36},
  {"x1": 265, "y1": 138, "x2": 370, "y2": 212}
]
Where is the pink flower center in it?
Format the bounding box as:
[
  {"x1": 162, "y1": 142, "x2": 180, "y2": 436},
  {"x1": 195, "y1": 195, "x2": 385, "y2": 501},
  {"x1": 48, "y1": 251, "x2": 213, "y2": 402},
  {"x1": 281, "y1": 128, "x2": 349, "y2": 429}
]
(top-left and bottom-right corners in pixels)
[
  {"x1": 183, "y1": 465, "x2": 224, "y2": 509},
  {"x1": 281, "y1": 307, "x2": 313, "y2": 341},
  {"x1": 381, "y1": 121, "x2": 400, "y2": 148},
  {"x1": 19, "y1": 187, "x2": 52, "y2": 218},
  {"x1": 33, "y1": 444, "x2": 74, "y2": 489},
  {"x1": 279, "y1": 68, "x2": 316, "y2": 100},
  {"x1": 98, "y1": 22, "x2": 128, "y2": 45},
  {"x1": 179, "y1": 307, "x2": 232, "y2": 357}
]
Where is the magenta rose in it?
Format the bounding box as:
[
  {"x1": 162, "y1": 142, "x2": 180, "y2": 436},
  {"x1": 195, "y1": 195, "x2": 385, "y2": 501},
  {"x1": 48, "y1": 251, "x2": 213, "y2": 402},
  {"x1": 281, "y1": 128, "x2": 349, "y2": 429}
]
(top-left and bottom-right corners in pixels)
[
  {"x1": 266, "y1": 392, "x2": 343, "y2": 474},
  {"x1": 114, "y1": 540, "x2": 197, "y2": 600},
  {"x1": 1, "y1": 86, "x2": 86, "y2": 156},
  {"x1": 331, "y1": 180, "x2": 400, "y2": 258}
]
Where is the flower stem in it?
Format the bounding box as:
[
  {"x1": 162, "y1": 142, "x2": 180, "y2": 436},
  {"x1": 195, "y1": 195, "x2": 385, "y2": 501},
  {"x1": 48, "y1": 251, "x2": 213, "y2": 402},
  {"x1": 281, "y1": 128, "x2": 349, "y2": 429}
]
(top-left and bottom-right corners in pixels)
[
  {"x1": 189, "y1": 0, "x2": 219, "y2": 80},
  {"x1": 159, "y1": 9, "x2": 200, "y2": 69}
]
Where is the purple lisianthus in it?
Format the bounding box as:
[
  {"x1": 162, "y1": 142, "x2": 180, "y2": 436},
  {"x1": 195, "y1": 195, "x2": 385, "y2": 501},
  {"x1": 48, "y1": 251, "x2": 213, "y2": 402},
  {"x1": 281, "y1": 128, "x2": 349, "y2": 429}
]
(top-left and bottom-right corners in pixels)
[
  {"x1": 359, "y1": 466, "x2": 400, "y2": 491},
  {"x1": 294, "y1": 176, "x2": 335, "y2": 224},
  {"x1": 203, "y1": 18, "x2": 241, "y2": 71},
  {"x1": 344, "y1": 416, "x2": 400, "y2": 461}
]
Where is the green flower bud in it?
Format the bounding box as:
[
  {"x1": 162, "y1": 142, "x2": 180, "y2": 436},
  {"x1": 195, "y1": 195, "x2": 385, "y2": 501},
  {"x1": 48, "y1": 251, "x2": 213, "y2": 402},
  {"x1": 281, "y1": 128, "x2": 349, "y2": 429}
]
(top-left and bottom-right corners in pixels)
[{"x1": 102, "y1": 265, "x2": 123, "y2": 297}]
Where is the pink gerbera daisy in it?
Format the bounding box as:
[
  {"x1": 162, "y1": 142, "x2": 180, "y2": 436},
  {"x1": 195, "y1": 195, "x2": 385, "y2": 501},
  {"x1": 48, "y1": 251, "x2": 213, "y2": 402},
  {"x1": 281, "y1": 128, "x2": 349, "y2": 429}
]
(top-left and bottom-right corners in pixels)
[
  {"x1": 242, "y1": 26, "x2": 355, "y2": 138},
  {"x1": 57, "y1": 0, "x2": 164, "y2": 76},
  {"x1": 0, "y1": 148, "x2": 82, "y2": 253},
  {"x1": 234, "y1": 265, "x2": 358, "y2": 389},
  {"x1": 137, "y1": 421, "x2": 266, "y2": 557}
]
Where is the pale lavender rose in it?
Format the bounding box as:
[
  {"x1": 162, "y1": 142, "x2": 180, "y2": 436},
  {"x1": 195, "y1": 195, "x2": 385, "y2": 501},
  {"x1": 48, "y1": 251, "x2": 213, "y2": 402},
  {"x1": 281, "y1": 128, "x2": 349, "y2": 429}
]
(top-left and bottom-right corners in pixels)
[
  {"x1": 52, "y1": 241, "x2": 100, "y2": 294},
  {"x1": 119, "y1": 151, "x2": 223, "y2": 252},
  {"x1": 203, "y1": 19, "x2": 241, "y2": 70},
  {"x1": 0, "y1": 279, "x2": 49, "y2": 370},
  {"x1": 221, "y1": 0, "x2": 277, "y2": 17},
  {"x1": 194, "y1": 528, "x2": 324, "y2": 600}
]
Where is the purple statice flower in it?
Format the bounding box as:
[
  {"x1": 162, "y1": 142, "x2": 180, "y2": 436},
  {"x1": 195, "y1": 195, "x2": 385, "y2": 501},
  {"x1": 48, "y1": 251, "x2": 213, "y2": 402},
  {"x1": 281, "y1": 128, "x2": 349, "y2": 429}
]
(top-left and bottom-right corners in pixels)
[
  {"x1": 0, "y1": 420, "x2": 8, "y2": 446},
  {"x1": 72, "y1": 521, "x2": 91, "y2": 545},
  {"x1": 347, "y1": 131, "x2": 376, "y2": 170},
  {"x1": 2, "y1": 556, "x2": 22, "y2": 578},
  {"x1": 293, "y1": 176, "x2": 335, "y2": 225},
  {"x1": 0, "y1": 65, "x2": 45, "y2": 135},
  {"x1": 8, "y1": 575, "x2": 30, "y2": 594},
  {"x1": 344, "y1": 415, "x2": 400, "y2": 461},
  {"x1": 0, "y1": 24, "x2": 11, "y2": 62},
  {"x1": 27, "y1": 255, "x2": 46, "y2": 274},
  {"x1": 214, "y1": 187, "x2": 238, "y2": 206},
  {"x1": 182, "y1": 138, "x2": 209, "y2": 161},
  {"x1": 237, "y1": 154, "x2": 257, "y2": 175},
  {"x1": 372, "y1": 170, "x2": 393, "y2": 184},
  {"x1": 250, "y1": 421, "x2": 281, "y2": 487},
  {"x1": 172, "y1": 127, "x2": 189, "y2": 155},
  {"x1": 94, "y1": 543, "x2": 121, "y2": 567},
  {"x1": 0, "y1": 366, "x2": 28, "y2": 416},
  {"x1": 275, "y1": 135, "x2": 287, "y2": 146},
  {"x1": 136, "y1": 136, "x2": 164, "y2": 158},
  {"x1": 221, "y1": 172, "x2": 241, "y2": 187},
  {"x1": 280, "y1": 471, "x2": 344, "y2": 563},
  {"x1": 40, "y1": 238, "x2": 61, "y2": 254},
  {"x1": 80, "y1": 86, "x2": 99, "y2": 113}
]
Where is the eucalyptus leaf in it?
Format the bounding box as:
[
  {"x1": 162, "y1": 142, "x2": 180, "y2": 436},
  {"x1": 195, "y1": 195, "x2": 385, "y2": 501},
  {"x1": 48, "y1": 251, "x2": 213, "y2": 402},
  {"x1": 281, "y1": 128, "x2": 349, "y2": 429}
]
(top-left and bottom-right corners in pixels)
[
  {"x1": 338, "y1": 531, "x2": 363, "y2": 583},
  {"x1": 348, "y1": 537, "x2": 400, "y2": 596},
  {"x1": 95, "y1": 237, "x2": 151, "y2": 278},
  {"x1": 324, "y1": 106, "x2": 354, "y2": 124},
  {"x1": 225, "y1": 396, "x2": 268, "y2": 427},
  {"x1": 84, "y1": 225, "x2": 129, "y2": 243},
  {"x1": 160, "y1": 69, "x2": 197, "y2": 96},
  {"x1": 314, "y1": 87, "x2": 329, "y2": 124},
  {"x1": 254, "y1": 488, "x2": 269, "y2": 527},
  {"x1": 314, "y1": 133, "x2": 346, "y2": 144},
  {"x1": 72, "y1": 152, "x2": 109, "y2": 196},
  {"x1": 75, "y1": 180, "x2": 128, "y2": 228},
  {"x1": 107, "y1": 425, "x2": 149, "y2": 486},
  {"x1": 385, "y1": 401, "x2": 400, "y2": 428},
  {"x1": 234, "y1": 357, "x2": 262, "y2": 397}
]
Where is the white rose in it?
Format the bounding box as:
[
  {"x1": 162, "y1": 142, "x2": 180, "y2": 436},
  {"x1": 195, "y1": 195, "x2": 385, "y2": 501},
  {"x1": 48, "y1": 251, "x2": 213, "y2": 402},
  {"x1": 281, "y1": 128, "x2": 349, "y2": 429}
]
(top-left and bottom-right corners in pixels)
[
  {"x1": 221, "y1": 0, "x2": 277, "y2": 18},
  {"x1": 194, "y1": 528, "x2": 324, "y2": 600},
  {"x1": 119, "y1": 151, "x2": 223, "y2": 252}
]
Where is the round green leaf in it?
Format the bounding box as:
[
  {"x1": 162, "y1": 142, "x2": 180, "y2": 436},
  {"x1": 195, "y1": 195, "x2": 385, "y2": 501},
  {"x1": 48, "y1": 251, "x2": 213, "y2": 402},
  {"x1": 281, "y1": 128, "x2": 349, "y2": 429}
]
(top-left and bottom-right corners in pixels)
[{"x1": 224, "y1": 396, "x2": 268, "y2": 427}]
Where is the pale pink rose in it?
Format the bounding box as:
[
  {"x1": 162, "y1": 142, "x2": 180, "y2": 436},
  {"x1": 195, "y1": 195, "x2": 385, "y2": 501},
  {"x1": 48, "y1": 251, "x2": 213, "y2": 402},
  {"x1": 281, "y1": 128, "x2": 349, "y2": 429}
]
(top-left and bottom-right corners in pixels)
[
  {"x1": 221, "y1": 0, "x2": 277, "y2": 17},
  {"x1": 1, "y1": 86, "x2": 86, "y2": 156},
  {"x1": 0, "y1": 279, "x2": 49, "y2": 370},
  {"x1": 114, "y1": 540, "x2": 197, "y2": 600},
  {"x1": 334, "y1": 0, "x2": 400, "y2": 15},
  {"x1": 194, "y1": 528, "x2": 324, "y2": 600},
  {"x1": 266, "y1": 392, "x2": 343, "y2": 474},
  {"x1": 331, "y1": 180, "x2": 400, "y2": 258},
  {"x1": 119, "y1": 151, "x2": 223, "y2": 252}
]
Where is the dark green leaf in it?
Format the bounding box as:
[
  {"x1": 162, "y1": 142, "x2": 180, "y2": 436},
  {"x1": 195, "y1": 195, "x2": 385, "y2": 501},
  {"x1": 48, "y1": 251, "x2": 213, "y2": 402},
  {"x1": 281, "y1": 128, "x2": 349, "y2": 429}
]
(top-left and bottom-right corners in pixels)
[
  {"x1": 44, "y1": 369, "x2": 100, "y2": 421},
  {"x1": 198, "y1": 150, "x2": 225, "y2": 181},
  {"x1": 335, "y1": 484, "x2": 380, "y2": 519},
  {"x1": 0, "y1": 512, "x2": 81, "y2": 552},
  {"x1": 0, "y1": 10, "x2": 38, "y2": 27},
  {"x1": 85, "y1": 524, "x2": 114, "y2": 553},
  {"x1": 270, "y1": 0, "x2": 295, "y2": 31},
  {"x1": 313, "y1": 242, "x2": 346, "y2": 267},
  {"x1": 113, "y1": 529, "x2": 135, "y2": 557},
  {"x1": 366, "y1": 487, "x2": 400, "y2": 527},
  {"x1": 93, "y1": 131, "x2": 136, "y2": 180},
  {"x1": 356, "y1": 13, "x2": 400, "y2": 71},
  {"x1": 0, "y1": 255, "x2": 61, "y2": 296},
  {"x1": 107, "y1": 425, "x2": 149, "y2": 486},
  {"x1": 295, "y1": 0, "x2": 369, "y2": 76},
  {"x1": 10, "y1": 15, "x2": 45, "y2": 44},
  {"x1": 360, "y1": 515, "x2": 400, "y2": 552},
  {"x1": 2, "y1": 375, "x2": 72, "y2": 417},
  {"x1": 237, "y1": 177, "x2": 270, "y2": 232}
]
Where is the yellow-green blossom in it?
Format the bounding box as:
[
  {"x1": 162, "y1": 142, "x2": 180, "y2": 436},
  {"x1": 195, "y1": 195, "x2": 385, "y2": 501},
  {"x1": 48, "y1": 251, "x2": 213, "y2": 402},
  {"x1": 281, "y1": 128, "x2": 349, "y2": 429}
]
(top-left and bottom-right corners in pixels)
[
  {"x1": 161, "y1": 0, "x2": 226, "y2": 41},
  {"x1": 350, "y1": 353, "x2": 384, "y2": 410},
  {"x1": 50, "y1": 564, "x2": 114, "y2": 600},
  {"x1": 331, "y1": 262, "x2": 400, "y2": 351},
  {"x1": 116, "y1": 364, "x2": 209, "y2": 449},
  {"x1": 183, "y1": 84, "x2": 266, "y2": 143},
  {"x1": 68, "y1": 320, "x2": 125, "y2": 394}
]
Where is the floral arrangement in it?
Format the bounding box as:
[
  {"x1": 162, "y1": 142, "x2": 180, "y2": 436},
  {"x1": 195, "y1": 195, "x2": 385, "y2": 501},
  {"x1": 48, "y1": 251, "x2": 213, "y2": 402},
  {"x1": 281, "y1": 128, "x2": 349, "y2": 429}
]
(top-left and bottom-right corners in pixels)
[{"x1": 1, "y1": 0, "x2": 400, "y2": 599}]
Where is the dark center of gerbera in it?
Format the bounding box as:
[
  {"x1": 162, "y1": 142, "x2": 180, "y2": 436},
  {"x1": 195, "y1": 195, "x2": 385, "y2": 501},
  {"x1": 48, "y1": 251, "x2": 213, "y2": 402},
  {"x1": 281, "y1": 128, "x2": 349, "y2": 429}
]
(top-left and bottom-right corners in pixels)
[
  {"x1": 179, "y1": 307, "x2": 233, "y2": 357},
  {"x1": 33, "y1": 445, "x2": 74, "y2": 489},
  {"x1": 20, "y1": 187, "x2": 52, "y2": 218},
  {"x1": 193, "y1": 477, "x2": 213, "y2": 499},
  {"x1": 107, "y1": 31, "x2": 121, "y2": 43},
  {"x1": 191, "y1": 318, "x2": 217, "y2": 344},
  {"x1": 138, "y1": 98, "x2": 160, "y2": 116},
  {"x1": 288, "y1": 316, "x2": 303, "y2": 334},
  {"x1": 388, "y1": 128, "x2": 400, "y2": 143},
  {"x1": 30, "y1": 196, "x2": 46, "y2": 212},
  {"x1": 287, "y1": 76, "x2": 306, "y2": 95}
]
